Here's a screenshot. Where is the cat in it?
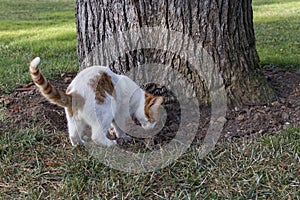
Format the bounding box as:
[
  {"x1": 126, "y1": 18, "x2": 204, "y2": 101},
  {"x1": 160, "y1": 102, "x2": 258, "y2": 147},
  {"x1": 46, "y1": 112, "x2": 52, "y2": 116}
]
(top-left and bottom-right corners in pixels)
[{"x1": 29, "y1": 57, "x2": 164, "y2": 146}]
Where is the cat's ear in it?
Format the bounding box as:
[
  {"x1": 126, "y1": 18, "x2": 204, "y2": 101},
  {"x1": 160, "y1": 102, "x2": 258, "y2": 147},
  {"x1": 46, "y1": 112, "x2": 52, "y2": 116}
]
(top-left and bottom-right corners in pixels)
[{"x1": 150, "y1": 96, "x2": 164, "y2": 109}]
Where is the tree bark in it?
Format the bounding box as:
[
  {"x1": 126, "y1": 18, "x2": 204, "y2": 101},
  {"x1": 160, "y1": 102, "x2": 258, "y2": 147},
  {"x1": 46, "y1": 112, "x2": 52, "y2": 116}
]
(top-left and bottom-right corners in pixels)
[{"x1": 75, "y1": 0, "x2": 276, "y2": 107}]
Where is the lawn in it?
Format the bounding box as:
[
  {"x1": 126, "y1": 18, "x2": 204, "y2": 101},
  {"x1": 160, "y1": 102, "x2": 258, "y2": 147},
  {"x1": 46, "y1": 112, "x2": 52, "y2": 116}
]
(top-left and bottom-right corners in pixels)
[
  {"x1": 0, "y1": 0, "x2": 78, "y2": 93},
  {"x1": 0, "y1": 113, "x2": 298, "y2": 198},
  {"x1": 253, "y1": 0, "x2": 300, "y2": 68},
  {"x1": 0, "y1": 0, "x2": 299, "y2": 199}
]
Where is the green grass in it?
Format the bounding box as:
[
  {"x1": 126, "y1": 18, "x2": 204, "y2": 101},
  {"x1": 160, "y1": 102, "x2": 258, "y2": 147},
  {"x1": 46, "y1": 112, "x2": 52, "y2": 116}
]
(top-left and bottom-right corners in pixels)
[
  {"x1": 0, "y1": 0, "x2": 78, "y2": 94},
  {"x1": 253, "y1": 0, "x2": 300, "y2": 68},
  {"x1": 0, "y1": 108, "x2": 299, "y2": 198}
]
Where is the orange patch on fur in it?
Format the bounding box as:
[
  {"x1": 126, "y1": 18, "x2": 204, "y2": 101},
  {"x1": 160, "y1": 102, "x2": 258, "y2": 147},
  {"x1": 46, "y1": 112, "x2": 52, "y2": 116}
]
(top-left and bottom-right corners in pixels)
[
  {"x1": 31, "y1": 70, "x2": 39, "y2": 76},
  {"x1": 67, "y1": 92, "x2": 85, "y2": 117},
  {"x1": 43, "y1": 83, "x2": 52, "y2": 94},
  {"x1": 144, "y1": 92, "x2": 164, "y2": 123},
  {"x1": 35, "y1": 74, "x2": 45, "y2": 85},
  {"x1": 89, "y1": 72, "x2": 115, "y2": 104},
  {"x1": 144, "y1": 92, "x2": 155, "y2": 122},
  {"x1": 47, "y1": 87, "x2": 61, "y2": 101}
]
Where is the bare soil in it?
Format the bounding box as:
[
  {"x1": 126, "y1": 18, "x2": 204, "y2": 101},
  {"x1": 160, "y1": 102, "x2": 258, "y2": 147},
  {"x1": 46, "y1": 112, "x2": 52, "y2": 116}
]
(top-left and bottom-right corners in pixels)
[{"x1": 1, "y1": 68, "x2": 299, "y2": 147}]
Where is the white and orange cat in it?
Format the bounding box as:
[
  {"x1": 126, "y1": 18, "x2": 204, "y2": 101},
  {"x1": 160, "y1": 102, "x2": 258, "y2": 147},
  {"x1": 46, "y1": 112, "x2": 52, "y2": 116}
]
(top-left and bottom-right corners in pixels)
[{"x1": 29, "y1": 57, "x2": 163, "y2": 146}]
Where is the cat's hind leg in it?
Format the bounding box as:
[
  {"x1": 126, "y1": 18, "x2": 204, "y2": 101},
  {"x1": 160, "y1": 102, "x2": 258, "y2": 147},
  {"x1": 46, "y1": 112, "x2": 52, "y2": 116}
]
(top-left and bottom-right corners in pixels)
[
  {"x1": 66, "y1": 112, "x2": 87, "y2": 146},
  {"x1": 67, "y1": 119, "x2": 87, "y2": 146}
]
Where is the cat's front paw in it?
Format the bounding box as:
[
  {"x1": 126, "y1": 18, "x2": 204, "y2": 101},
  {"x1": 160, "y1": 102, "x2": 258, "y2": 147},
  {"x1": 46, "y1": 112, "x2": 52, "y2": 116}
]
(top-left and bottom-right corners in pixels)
[{"x1": 117, "y1": 135, "x2": 133, "y2": 145}]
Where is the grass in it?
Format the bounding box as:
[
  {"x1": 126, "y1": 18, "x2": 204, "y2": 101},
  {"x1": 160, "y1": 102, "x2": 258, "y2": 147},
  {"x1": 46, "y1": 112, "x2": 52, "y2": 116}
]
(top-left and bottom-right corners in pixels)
[
  {"x1": 253, "y1": 0, "x2": 300, "y2": 68},
  {"x1": 0, "y1": 0, "x2": 299, "y2": 199},
  {"x1": 0, "y1": 107, "x2": 299, "y2": 198},
  {"x1": 0, "y1": 0, "x2": 78, "y2": 94}
]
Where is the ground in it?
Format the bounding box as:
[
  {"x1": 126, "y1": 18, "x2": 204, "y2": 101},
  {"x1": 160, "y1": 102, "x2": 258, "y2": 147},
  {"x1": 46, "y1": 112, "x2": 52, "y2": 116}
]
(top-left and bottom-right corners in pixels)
[{"x1": 1, "y1": 67, "x2": 299, "y2": 147}]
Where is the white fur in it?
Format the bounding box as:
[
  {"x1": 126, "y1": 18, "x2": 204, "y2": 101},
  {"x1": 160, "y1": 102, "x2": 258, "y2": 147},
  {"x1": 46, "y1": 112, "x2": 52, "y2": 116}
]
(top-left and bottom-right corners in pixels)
[
  {"x1": 30, "y1": 57, "x2": 40, "y2": 69},
  {"x1": 66, "y1": 66, "x2": 161, "y2": 146}
]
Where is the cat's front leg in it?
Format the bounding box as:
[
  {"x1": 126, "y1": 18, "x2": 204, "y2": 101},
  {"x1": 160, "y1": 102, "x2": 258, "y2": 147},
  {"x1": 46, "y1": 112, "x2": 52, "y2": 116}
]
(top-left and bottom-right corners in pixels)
[{"x1": 112, "y1": 121, "x2": 132, "y2": 144}]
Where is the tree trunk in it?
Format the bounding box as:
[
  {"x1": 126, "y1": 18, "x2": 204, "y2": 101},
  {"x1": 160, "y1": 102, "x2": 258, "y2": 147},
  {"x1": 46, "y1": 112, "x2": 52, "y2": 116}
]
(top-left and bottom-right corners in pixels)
[{"x1": 75, "y1": 0, "x2": 276, "y2": 107}]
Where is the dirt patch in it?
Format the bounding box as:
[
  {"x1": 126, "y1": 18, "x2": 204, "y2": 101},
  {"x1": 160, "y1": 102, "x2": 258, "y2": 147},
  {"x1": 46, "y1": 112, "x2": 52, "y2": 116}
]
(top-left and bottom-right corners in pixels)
[
  {"x1": 1, "y1": 68, "x2": 299, "y2": 147},
  {"x1": 0, "y1": 74, "x2": 71, "y2": 132},
  {"x1": 223, "y1": 68, "x2": 300, "y2": 138}
]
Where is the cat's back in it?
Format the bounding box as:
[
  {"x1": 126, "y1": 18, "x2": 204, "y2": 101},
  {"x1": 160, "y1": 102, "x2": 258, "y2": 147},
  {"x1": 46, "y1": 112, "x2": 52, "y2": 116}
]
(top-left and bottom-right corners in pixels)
[
  {"x1": 66, "y1": 66, "x2": 119, "y2": 94},
  {"x1": 74, "y1": 66, "x2": 112, "y2": 82}
]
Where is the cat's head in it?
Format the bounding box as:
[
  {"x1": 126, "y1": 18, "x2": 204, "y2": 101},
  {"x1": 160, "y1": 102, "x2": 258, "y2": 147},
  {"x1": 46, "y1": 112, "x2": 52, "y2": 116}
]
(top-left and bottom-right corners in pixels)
[{"x1": 140, "y1": 92, "x2": 164, "y2": 130}]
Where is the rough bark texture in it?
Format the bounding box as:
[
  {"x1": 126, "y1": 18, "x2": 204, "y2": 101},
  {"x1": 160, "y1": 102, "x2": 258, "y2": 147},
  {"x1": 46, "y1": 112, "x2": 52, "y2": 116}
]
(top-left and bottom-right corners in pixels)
[{"x1": 75, "y1": 0, "x2": 276, "y2": 107}]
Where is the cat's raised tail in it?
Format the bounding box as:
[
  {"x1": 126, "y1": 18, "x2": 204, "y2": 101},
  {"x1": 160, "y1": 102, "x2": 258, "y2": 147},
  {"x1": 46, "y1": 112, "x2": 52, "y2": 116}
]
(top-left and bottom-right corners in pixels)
[{"x1": 29, "y1": 57, "x2": 72, "y2": 108}]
